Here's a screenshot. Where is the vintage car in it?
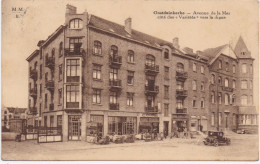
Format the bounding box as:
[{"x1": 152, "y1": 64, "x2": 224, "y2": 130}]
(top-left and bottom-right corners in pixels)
[{"x1": 203, "y1": 131, "x2": 231, "y2": 146}]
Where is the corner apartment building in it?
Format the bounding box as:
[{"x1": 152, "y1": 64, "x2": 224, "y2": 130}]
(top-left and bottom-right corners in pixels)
[{"x1": 26, "y1": 5, "x2": 257, "y2": 141}]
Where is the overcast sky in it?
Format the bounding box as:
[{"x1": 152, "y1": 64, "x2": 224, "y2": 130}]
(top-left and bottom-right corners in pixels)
[{"x1": 2, "y1": 0, "x2": 259, "y2": 108}]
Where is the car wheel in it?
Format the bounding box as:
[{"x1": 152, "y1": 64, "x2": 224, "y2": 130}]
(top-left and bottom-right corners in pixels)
[{"x1": 214, "y1": 140, "x2": 218, "y2": 147}]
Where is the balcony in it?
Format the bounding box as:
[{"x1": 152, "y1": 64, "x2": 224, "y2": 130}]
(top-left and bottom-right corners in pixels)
[
  {"x1": 222, "y1": 86, "x2": 234, "y2": 92},
  {"x1": 145, "y1": 106, "x2": 159, "y2": 113},
  {"x1": 145, "y1": 85, "x2": 159, "y2": 95},
  {"x1": 145, "y1": 64, "x2": 159, "y2": 75},
  {"x1": 29, "y1": 88, "x2": 37, "y2": 98},
  {"x1": 30, "y1": 69, "x2": 38, "y2": 81},
  {"x1": 45, "y1": 57, "x2": 55, "y2": 69},
  {"x1": 176, "y1": 89, "x2": 188, "y2": 98},
  {"x1": 176, "y1": 71, "x2": 188, "y2": 81},
  {"x1": 109, "y1": 103, "x2": 119, "y2": 110},
  {"x1": 109, "y1": 79, "x2": 122, "y2": 91},
  {"x1": 66, "y1": 102, "x2": 79, "y2": 109},
  {"x1": 65, "y1": 48, "x2": 85, "y2": 57},
  {"x1": 176, "y1": 107, "x2": 187, "y2": 114},
  {"x1": 49, "y1": 103, "x2": 54, "y2": 111},
  {"x1": 109, "y1": 55, "x2": 122, "y2": 68},
  {"x1": 45, "y1": 80, "x2": 54, "y2": 91},
  {"x1": 29, "y1": 107, "x2": 37, "y2": 115}
]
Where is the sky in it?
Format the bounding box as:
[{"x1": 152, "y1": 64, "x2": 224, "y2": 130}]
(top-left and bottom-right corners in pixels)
[{"x1": 2, "y1": 0, "x2": 259, "y2": 108}]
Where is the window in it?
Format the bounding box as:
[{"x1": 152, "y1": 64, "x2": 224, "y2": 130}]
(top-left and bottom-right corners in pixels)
[
  {"x1": 146, "y1": 54, "x2": 155, "y2": 66},
  {"x1": 110, "y1": 68, "x2": 118, "y2": 80},
  {"x1": 241, "y1": 95, "x2": 248, "y2": 106},
  {"x1": 110, "y1": 91, "x2": 118, "y2": 104},
  {"x1": 219, "y1": 60, "x2": 222, "y2": 69},
  {"x1": 219, "y1": 113, "x2": 222, "y2": 126},
  {"x1": 201, "y1": 82, "x2": 205, "y2": 91},
  {"x1": 58, "y1": 89, "x2": 62, "y2": 104},
  {"x1": 232, "y1": 94, "x2": 235, "y2": 104},
  {"x1": 66, "y1": 59, "x2": 80, "y2": 82},
  {"x1": 201, "y1": 98, "x2": 205, "y2": 108},
  {"x1": 45, "y1": 93, "x2": 47, "y2": 108},
  {"x1": 193, "y1": 63, "x2": 197, "y2": 72},
  {"x1": 218, "y1": 76, "x2": 222, "y2": 84},
  {"x1": 59, "y1": 42, "x2": 63, "y2": 56},
  {"x1": 225, "y1": 93, "x2": 229, "y2": 105},
  {"x1": 127, "y1": 71, "x2": 134, "y2": 85},
  {"x1": 241, "y1": 80, "x2": 248, "y2": 89},
  {"x1": 250, "y1": 64, "x2": 253, "y2": 74},
  {"x1": 44, "y1": 116, "x2": 47, "y2": 127},
  {"x1": 93, "y1": 64, "x2": 102, "y2": 80},
  {"x1": 57, "y1": 115, "x2": 62, "y2": 128},
  {"x1": 192, "y1": 97, "x2": 197, "y2": 108},
  {"x1": 225, "y1": 62, "x2": 229, "y2": 71},
  {"x1": 164, "y1": 49, "x2": 169, "y2": 59},
  {"x1": 177, "y1": 99, "x2": 184, "y2": 109},
  {"x1": 211, "y1": 91, "x2": 215, "y2": 103},
  {"x1": 59, "y1": 64, "x2": 62, "y2": 81},
  {"x1": 69, "y1": 18, "x2": 83, "y2": 29},
  {"x1": 242, "y1": 64, "x2": 247, "y2": 73},
  {"x1": 232, "y1": 80, "x2": 236, "y2": 88},
  {"x1": 233, "y1": 65, "x2": 236, "y2": 73},
  {"x1": 249, "y1": 80, "x2": 253, "y2": 89},
  {"x1": 92, "y1": 89, "x2": 101, "y2": 104},
  {"x1": 93, "y1": 41, "x2": 102, "y2": 55},
  {"x1": 211, "y1": 112, "x2": 215, "y2": 126},
  {"x1": 211, "y1": 74, "x2": 215, "y2": 84},
  {"x1": 218, "y1": 93, "x2": 222, "y2": 104},
  {"x1": 192, "y1": 80, "x2": 197, "y2": 91},
  {"x1": 50, "y1": 116, "x2": 54, "y2": 127},
  {"x1": 110, "y1": 45, "x2": 118, "y2": 56},
  {"x1": 164, "y1": 104, "x2": 169, "y2": 116},
  {"x1": 177, "y1": 63, "x2": 184, "y2": 72},
  {"x1": 177, "y1": 81, "x2": 184, "y2": 90},
  {"x1": 40, "y1": 84, "x2": 42, "y2": 97},
  {"x1": 40, "y1": 65, "x2": 42, "y2": 79},
  {"x1": 164, "y1": 66, "x2": 169, "y2": 80},
  {"x1": 224, "y1": 78, "x2": 229, "y2": 87},
  {"x1": 69, "y1": 38, "x2": 82, "y2": 52},
  {"x1": 127, "y1": 50, "x2": 134, "y2": 63},
  {"x1": 127, "y1": 92, "x2": 134, "y2": 106},
  {"x1": 66, "y1": 85, "x2": 80, "y2": 108},
  {"x1": 241, "y1": 51, "x2": 246, "y2": 55},
  {"x1": 164, "y1": 85, "x2": 169, "y2": 99},
  {"x1": 201, "y1": 66, "x2": 205, "y2": 74},
  {"x1": 51, "y1": 48, "x2": 55, "y2": 58}
]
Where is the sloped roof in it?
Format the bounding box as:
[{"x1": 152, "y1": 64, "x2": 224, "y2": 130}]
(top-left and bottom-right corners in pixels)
[
  {"x1": 89, "y1": 15, "x2": 172, "y2": 48},
  {"x1": 202, "y1": 44, "x2": 228, "y2": 62},
  {"x1": 7, "y1": 107, "x2": 27, "y2": 114},
  {"x1": 234, "y1": 36, "x2": 249, "y2": 55}
]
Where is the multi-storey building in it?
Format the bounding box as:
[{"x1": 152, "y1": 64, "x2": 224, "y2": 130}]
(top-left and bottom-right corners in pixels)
[{"x1": 26, "y1": 5, "x2": 257, "y2": 141}]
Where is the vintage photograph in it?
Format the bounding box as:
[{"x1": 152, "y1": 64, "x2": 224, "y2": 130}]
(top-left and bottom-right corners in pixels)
[{"x1": 1, "y1": 0, "x2": 259, "y2": 161}]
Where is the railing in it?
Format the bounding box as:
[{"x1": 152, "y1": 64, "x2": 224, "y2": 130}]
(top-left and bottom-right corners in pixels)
[
  {"x1": 109, "y1": 79, "x2": 122, "y2": 88},
  {"x1": 64, "y1": 48, "x2": 85, "y2": 56},
  {"x1": 30, "y1": 88, "x2": 37, "y2": 97},
  {"x1": 45, "y1": 80, "x2": 54, "y2": 90},
  {"x1": 109, "y1": 55, "x2": 122, "y2": 66},
  {"x1": 222, "y1": 86, "x2": 234, "y2": 92},
  {"x1": 145, "y1": 64, "x2": 159, "y2": 73},
  {"x1": 176, "y1": 71, "x2": 188, "y2": 80},
  {"x1": 49, "y1": 103, "x2": 54, "y2": 111},
  {"x1": 176, "y1": 89, "x2": 188, "y2": 97},
  {"x1": 45, "y1": 57, "x2": 55, "y2": 69},
  {"x1": 145, "y1": 106, "x2": 159, "y2": 113},
  {"x1": 30, "y1": 69, "x2": 38, "y2": 80},
  {"x1": 109, "y1": 103, "x2": 119, "y2": 110},
  {"x1": 145, "y1": 85, "x2": 159, "y2": 93},
  {"x1": 176, "y1": 108, "x2": 187, "y2": 114}
]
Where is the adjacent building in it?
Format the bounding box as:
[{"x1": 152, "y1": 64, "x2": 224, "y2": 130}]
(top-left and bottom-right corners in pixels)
[{"x1": 26, "y1": 5, "x2": 257, "y2": 141}]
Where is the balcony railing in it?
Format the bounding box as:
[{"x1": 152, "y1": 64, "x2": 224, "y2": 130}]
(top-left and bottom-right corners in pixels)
[
  {"x1": 145, "y1": 64, "x2": 159, "y2": 75},
  {"x1": 145, "y1": 85, "x2": 159, "y2": 95},
  {"x1": 49, "y1": 103, "x2": 54, "y2": 111},
  {"x1": 145, "y1": 106, "x2": 159, "y2": 113},
  {"x1": 176, "y1": 71, "x2": 188, "y2": 81},
  {"x1": 109, "y1": 79, "x2": 122, "y2": 91},
  {"x1": 29, "y1": 107, "x2": 37, "y2": 115},
  {"x1": 176, "y1": 107, "x2": 187, "y2": 114},
  {"x1": 109, "y1": 55, "x2": 122, "y2": 68},
  {"x1": 45, "y1": 57, "x2": 55, "y2": 69},
  {"x1": 66, "y1": 102, "x2": 79, "y2": 109},
  {"x1": 222, "y1": 86, "x2": 234, "y2": 92},
  {"x1": 30, "y1": 69, "x2": 38, "y2": 80},
  {"x1": 65, "y1": 48, "x2": 85, "y2": 56},
  {"x1": 45, "y1": 80, "x2": 54, "y2": 91},
  {"x1": 30, "y1": 88, "x2": 37, "y2": 98},
  {"x1": 176, "y1": 89, "x2": 188, "y2": 98},
  {"x1": 109, "y1": 103, "x2": 119, "y2": 110}
]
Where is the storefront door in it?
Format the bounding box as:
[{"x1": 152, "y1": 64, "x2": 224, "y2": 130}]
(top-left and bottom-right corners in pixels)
[
  {"x1": 68, "y1": 115, "x2": 81, "y2": 140},
  {"x1": 163, "y1": 121, "x2": 169, "y2": 136}
]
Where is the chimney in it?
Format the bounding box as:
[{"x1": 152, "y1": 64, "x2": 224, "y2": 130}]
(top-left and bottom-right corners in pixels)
[
  {"x1": 66, "y1": 4, "x2": 77, "y2": 15},
  {"x1": 125, "y1": 17, "x2": 132, "y2": 34},
  {"x1": 173, "y1": 37, "x2": 180, "y2": 49}
]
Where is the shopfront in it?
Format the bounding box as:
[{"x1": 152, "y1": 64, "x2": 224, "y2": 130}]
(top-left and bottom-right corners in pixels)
[
  {"x1": 172, "y1": 114, "x2": 189, "y2": 132},
  {"x1": 86, "y1": 115, "x2": 104, "y2": 137},
  {"x1": 139, "y1": 117, "x2": 159, "y2": 133},
  {"x1": 108, "y1": 116, "x2": 137, "y2": 135}
]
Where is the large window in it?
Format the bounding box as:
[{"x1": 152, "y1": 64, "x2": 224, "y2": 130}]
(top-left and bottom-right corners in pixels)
[
  {"x1": 241, "y1": 95, "x2": 248, "y2": 106},
  {"x1": 69, "y1": 38, "x2": 82, "y2": 52},
  {"x1": 93, "y1": 41, "x2": 102, "y2": 55},
  {"x1": 69, "y1": 18, "x2": 83, "y2": 29},
  {"x1": 93, "y1": 64, "x2": 102, "y2": 80},
  {"x1": 241, "y1": 80, "x2": 248, "y2": 89},
  {"x1": 242, "y1": 64, "x2": 247, "y2": 73},
  {"x1": 66, "y1": 85, "x2": 79, "y2": 108},
  {"x1": 127, "y1": 50, "x2": 134, "y2": 63},
  {"x1": 92, "y1": 89, "x2": 101, "y2": 104},
  {"x1": 66, "y1": 59, "x2": 80, "y2": 82},
  {"x1": 192, "y1": 80, "x2": 197, "y2": 91},
  {"x1": 110, "y1": 91, "x2": 118, "y2": 104},
  {"x1": 127, "y1": 71, "x2": 134, "y2": 85},
  {"x1": 127, "y1": 92, "x2": 134, "y2": 107},
  {"x1": 110, "y1": 68, "x2": 118, "y2": 80},
  {"x1": 146, "y1": 54, "x2": 155, "y2": 66},
  {"x1": 108, "y1": 117, "x2": 137, "y2": 135}
]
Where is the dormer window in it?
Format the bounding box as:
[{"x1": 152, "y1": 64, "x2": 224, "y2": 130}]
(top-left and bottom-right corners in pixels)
[
  {"x1": 69, "y1": 18, "x2": 83, "y2": 29},
  {"x1": 241, "y1": 51, "x2": 246, "y2": 56}
]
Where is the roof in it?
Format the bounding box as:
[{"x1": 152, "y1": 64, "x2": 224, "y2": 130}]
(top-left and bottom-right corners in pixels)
[
  {"x1": 88, "y1": 15, "x2": 172, "y2": 49},
  {"x1": 202, "y1": 44, "x2": 228, "y2": 62},
  {"x1": 234, "y1": 36, "x2": 249, "y2": 55},
  {"x1": 7, "y1": 107, "x2": 27, "y2": 114},
  {"x1": 26, "y1": 50, "x2": 39, "y2": 62}
]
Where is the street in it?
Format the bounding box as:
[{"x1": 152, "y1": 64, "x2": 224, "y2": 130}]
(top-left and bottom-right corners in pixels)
[{"x1": 2, "y1": 133, "x2": 258, "y2": 161}]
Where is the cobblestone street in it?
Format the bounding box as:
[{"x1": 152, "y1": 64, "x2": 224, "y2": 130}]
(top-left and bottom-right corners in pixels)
[{"x1": 2, "y1": 133, "x2": 258, "y2": 161}]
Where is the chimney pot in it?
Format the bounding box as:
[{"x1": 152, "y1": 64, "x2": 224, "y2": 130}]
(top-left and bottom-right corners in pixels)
[
  {"x1": 173, "y1": 37, "x2": 180, "y2": 49},
  {"x1": 125, "y1": 17, "x2": 132, "y2": 34},
  {"x1": 66, "y1": 4, "x2": 77, "y2": 15}
]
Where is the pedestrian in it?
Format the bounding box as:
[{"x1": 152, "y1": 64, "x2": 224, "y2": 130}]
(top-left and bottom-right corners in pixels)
[{"x1": 164, "y1": 130, "x2": 167, "y2": 139}]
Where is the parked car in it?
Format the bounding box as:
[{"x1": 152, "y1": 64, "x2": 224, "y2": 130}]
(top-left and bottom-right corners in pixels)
[{"x1": 203, "y1": 131, "x2": 231, "y2": 146}]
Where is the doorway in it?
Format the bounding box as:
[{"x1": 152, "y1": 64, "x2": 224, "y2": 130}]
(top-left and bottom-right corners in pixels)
[
  {"x1": 68, "y1": 115, "x2": 81, "y2": 141},
  {"x1": 163, "y1": 121, "x2": 169, "y2": 137}
]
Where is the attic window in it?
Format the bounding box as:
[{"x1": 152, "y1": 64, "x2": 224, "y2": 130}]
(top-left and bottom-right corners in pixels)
[
  {"x1": 241, "y1": 51, "x2": 246, "y2": 55},
  {"x1": 109, "y1": 28, "x2": 115, "y2": 32},
  {"x1": 69, "y1": 18, "x2": 83, "y2": 29}
]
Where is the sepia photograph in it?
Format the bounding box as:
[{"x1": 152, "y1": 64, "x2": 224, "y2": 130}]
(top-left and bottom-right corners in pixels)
[{"x1": 1, "y1": 0, "x2": 259, "y2": 161}]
